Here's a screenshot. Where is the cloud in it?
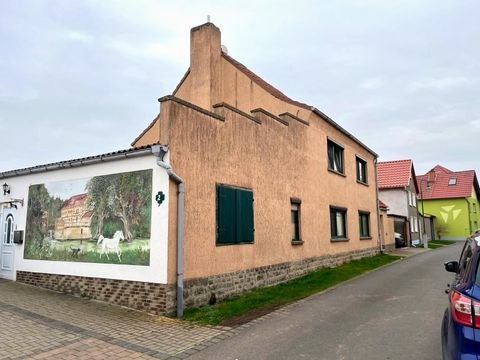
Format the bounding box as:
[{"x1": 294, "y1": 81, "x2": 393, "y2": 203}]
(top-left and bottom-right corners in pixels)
[
  {"x1": 409, "y1": 76, "x2": 478, "y2": 91},
  {"x1": 63, "y1": 30, "x2": 94, "y2": 44},
  {"x1": 359, "y1": 78, "x2": 384, "y2": 90}
]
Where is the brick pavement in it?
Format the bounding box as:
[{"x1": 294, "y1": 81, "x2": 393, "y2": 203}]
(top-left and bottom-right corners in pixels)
[{"x1": 0, "y1": 279, "x2": 234, "y2": 359}]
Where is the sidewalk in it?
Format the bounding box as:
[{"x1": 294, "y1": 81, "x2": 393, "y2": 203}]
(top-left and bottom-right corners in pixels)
[
  {"x1": 0, "y1": 279, "x2": 233, "y2": 359},
  {"x1": 385, "y1": 246, "x2": 431, "y2": 258}
]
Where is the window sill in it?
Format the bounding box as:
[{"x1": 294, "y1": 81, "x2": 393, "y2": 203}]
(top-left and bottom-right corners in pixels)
[
  {"x1": 360, "y1": 236, "x2": 372, "y2": 240},
  {"x1": 356, "y1": 180, "x2": 369, "y2": 186},
  {"x1": 327, "y1": 168, "x2": 346, "y2": 177},
  {"x1": 216, "y1": 241, "x2": 254, "y2": 247},
  {"x1": 331, "y1": 237, "x2": 349, "y2": 242},
  {"x1": 291, "y1": 239, "x2": 304, "y2": 246}
]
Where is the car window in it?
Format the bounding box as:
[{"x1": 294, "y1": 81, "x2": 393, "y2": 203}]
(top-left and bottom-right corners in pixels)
[{"x1": 459, "y1": 240, "x2": 474, "y2": 281}]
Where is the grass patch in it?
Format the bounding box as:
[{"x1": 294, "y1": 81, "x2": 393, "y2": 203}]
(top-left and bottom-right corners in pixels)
[
  {"x1": 430, "y1": 240, "x2": 456, "y2": 245},
  {"x1": 428, "y1": 240, "x2": 456, "y2": 249},
  {"x1": 184, "y1": 253, "x2": 400, "y2": 325}
]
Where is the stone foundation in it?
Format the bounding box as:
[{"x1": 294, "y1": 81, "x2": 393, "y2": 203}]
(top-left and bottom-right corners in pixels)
[
  {"x1": 184, "y1": 247, "x2": 378, "y2": 307},
  {"x1": 16, "y1": 271, "x2": 176, "y2": 315}
]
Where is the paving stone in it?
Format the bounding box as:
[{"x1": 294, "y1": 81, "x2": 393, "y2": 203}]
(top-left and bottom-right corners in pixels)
[{"x1": 0, "y1": 280, "x2": 230, "y2": 359}]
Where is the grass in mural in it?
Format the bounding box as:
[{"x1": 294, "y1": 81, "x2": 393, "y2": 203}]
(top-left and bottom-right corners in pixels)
[
  {"x1": 184, "y1": 253, "x2": 401, "y2": 325},
  {"x1": 26, "y1": 239, "x2": 150, "y2": 265},
  {"x1": 428, "y1": 240, "x2": 456, "y2": 249}
]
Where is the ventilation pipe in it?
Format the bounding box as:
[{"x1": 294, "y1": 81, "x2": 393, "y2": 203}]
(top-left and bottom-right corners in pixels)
[
  {"x1": 152, "y1": 145, "x2": 185, "y2": 317},
  {"x1": 374, "y1": 158, "x2": 384, "y2": 253}
]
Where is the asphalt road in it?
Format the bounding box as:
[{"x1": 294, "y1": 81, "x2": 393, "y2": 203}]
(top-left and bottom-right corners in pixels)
[{"x1": 189, "y1": 243, "x2": 463, "y2": 360}]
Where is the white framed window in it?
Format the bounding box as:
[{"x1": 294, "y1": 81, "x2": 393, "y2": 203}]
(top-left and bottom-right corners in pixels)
[{"x1": 3, "y1": 214, "x2": 14, "y2": 245}]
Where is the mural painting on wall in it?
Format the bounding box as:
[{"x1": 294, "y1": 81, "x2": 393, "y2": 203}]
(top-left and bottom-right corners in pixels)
[{"x1": 24, "y1": 169, "x2": 152, "y2": 265}]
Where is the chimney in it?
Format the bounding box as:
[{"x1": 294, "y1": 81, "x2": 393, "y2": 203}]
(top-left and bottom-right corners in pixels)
[
  {"x1": 427, "y1": 170, "x2": 436, "y2": 182},
  {"x1": 189, "y1": 23, "x2": 223, "y2": 110}
]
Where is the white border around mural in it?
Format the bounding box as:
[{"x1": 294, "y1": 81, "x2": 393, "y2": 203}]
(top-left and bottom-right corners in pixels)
[{"x1": 10, "y1": 155, "x2": 169, "y2": 284}]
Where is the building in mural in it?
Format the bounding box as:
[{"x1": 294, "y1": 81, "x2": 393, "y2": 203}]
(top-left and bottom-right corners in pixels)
[
  {"x1": 417, "y1": 165, "x2": 480, "y2": 240},
  {"x1": 54, "y1": 194, "x2": 93, "y2": 240},
  {"x1": 24, "y1": 169, "x2": 153, "y2": 265}
]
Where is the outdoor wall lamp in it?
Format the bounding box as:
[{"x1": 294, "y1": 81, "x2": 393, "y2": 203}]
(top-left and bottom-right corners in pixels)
[{"x1": 2, "y1": 183, "x2": 10, "y2": 196}]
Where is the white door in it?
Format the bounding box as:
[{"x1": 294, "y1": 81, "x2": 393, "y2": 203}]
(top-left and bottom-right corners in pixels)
[{"x1": 0, "y1": 208, "x2": 16, "y2": 279}]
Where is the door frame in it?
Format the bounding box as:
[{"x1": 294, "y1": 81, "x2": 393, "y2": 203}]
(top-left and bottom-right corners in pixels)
[{"x1": 0, "y1": 207, "x2": 16, "y2": 280}]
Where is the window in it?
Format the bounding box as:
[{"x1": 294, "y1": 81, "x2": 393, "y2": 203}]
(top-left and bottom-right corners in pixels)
[
  {"x1": 291, "y1": 198, "x2": 301, "y2": 243},
  {"x1": 473, "y1": 203, "x2": 477, "y2": 213},
  {"x1": 3, "y1": 214, "x2": 14, "y2": 245},
  {"x1": 327, "y1": 139, "x2": 344, "y2": 174},
  {"x1": 356, "y1": 157, "x2": 367, "y2": 184},
  {"x1": 359, "y1": 211, "x2": 370, "y2": 238},
  {"x1": 410, "y1": 216, "x2": 415, "y2": 233},
  {"x1": 408, "y1": 191, "x2": 412, "y2": 206},
  {"x1": 216, "y1": 184, "x2": 254, "y2": 245},
  {"x1": 412, "y1": 193, "x2": 417, "y2": 208},
  {"x1": 330, "y1": 206, "x2": 347, "y2": 240},
  {"x1": 414, "y1": 216, "x2": 418, "y2": 232},
  {"x1": 448, "y1": 178, "x2": 457, "y2": 185}
]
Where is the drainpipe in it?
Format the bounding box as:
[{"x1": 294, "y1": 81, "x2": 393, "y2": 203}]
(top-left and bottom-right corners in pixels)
[
  {"x1": 374, "y1": 158, "x2": 384, "y2": 253},
  {"x1": 152, "y1": 145, "x2": 185, "y2": 318}
]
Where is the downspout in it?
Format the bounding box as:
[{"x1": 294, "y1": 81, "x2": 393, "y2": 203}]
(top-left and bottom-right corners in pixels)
[
  {"x1": 374, "y1": 158, "x2": 384, "y2": 253},
  {"x1": 152, "y1": 145, "x2": 185, "y2": 318},
  {"x1": 466, "y1": 198, "x2": 472, "y2": 236}
]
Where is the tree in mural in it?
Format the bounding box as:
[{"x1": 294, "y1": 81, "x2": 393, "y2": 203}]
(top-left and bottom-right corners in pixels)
[
  {"x1": 86, "y1": 170, "x2": 152, "y2": 241},
  {"x1": 86, "y1": 175, "x2": 111, "y2": 238},
  {"x1": 25, "y1": 184, "x2": 55, "y2": 256}
]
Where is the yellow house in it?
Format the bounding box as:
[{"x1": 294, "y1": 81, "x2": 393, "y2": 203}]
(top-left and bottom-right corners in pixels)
[{"x1": 133, "y1": 23, "x2": 380, "y2": 310}]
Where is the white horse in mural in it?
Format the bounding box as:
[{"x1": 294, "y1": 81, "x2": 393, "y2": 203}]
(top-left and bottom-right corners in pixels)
[{"x1": 97, "y1": 230, "x2": 124, "y2": 262}]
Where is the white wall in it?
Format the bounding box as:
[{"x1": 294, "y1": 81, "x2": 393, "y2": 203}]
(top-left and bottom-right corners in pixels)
[
  {"x1": 0, "y1": 154, "x2": 170, "y2": 284},
  {"x1": 378, "y1": 188, "x2": 408, "y2": 217}
]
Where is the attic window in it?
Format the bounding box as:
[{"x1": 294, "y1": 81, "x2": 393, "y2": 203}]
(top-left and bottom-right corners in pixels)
[{"x1": 448, "y1": 178, "x2": 457, "y2": 185}]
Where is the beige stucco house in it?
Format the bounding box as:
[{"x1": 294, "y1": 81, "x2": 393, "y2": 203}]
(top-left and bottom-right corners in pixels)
[{"x1": 134, "y1": 22, "x2": 380, "y2": 311}]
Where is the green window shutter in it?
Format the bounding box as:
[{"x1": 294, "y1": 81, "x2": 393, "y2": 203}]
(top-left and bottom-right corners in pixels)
[
  {"x1": 237, "y1": 189, "x2": 254, "y2": 243},
  {"x1": 217, "y1": 185, "x2": 236, "y2": 244}
]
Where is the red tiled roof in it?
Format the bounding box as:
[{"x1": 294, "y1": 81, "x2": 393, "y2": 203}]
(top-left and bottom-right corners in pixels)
[
  {"x1": 377, "y1": 160, "x2": 417, "y2": 191},
  {"x1": 417, "y1": 166, "x2": 480, "y2": 199},
  {"x1": 378, "y1": 199, "x2": 389, "y2": 210},
  {"x1": 82, "y1": 210, "x2": 93, "y2": 218},
  {"x1": 432, "y1": 165, "x2": 453, "y2": 174},
  {"x1": 63, "y1": 194, "x2": 87, "y2": 208}
]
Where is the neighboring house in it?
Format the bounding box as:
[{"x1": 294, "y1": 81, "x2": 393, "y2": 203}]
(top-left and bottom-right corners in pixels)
[
  {"x1": 0, "y1": 22, "x2": 380, "y2": 316},
  {"x1": 417, "y1": 165, "x2": 480, "y2": 240},
  {"x1": 377, "y1": 159, "x2": 421, "y2": 247},
  {"x1": 0, "y1": 146, "x2": 171, "y2": 314}
]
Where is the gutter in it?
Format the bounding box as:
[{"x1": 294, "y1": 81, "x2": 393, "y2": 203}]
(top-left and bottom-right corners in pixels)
[
  {"x1": 151, "y1": 145, "x2": 185, "y2": 318},
  {"x1": 0, "y1": 146, "x2": 154, "y2": 179},
  {"x1": 374, "y1": 158, "x2": 384, "y2": 252}
]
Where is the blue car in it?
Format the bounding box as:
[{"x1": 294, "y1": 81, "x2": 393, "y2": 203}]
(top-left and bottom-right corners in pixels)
[{"x1": 442, "y1": 234, "x2": 480, "y2": 359}]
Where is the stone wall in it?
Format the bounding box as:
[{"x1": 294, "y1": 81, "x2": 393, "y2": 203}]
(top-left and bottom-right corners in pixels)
[
  {"x1": 184, "y1": 247, "x2": 378, "y2": 307},
  {"x1": 16, "y1": 271, "x2": 176, "y2": 315}
]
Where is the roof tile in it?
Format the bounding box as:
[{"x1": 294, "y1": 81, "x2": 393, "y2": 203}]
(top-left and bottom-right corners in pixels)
[
  {"x1": 417, "y1": 166, "x2": 478, "y2": 199},
  {"x1": 377, "y1": 160, "x2": 414, "y2": 190}
]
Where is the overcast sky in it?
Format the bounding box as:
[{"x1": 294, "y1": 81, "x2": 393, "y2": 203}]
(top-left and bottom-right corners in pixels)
[{"x1": 1, "y1": 0, "x2": 479, "y2": 175}]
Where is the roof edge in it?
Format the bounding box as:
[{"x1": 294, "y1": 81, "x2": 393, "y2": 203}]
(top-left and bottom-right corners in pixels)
[
  {"x1": 0, "y1": 144, "x2": 163, "y2": 180},
  {"x1": 311, "y1": 108, "x2": 378, "y2": 157}
]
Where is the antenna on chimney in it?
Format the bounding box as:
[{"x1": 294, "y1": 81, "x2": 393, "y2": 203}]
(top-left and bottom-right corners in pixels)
[{"x1": 207, "y1": 15, "x2": 211, "y2": 23}]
